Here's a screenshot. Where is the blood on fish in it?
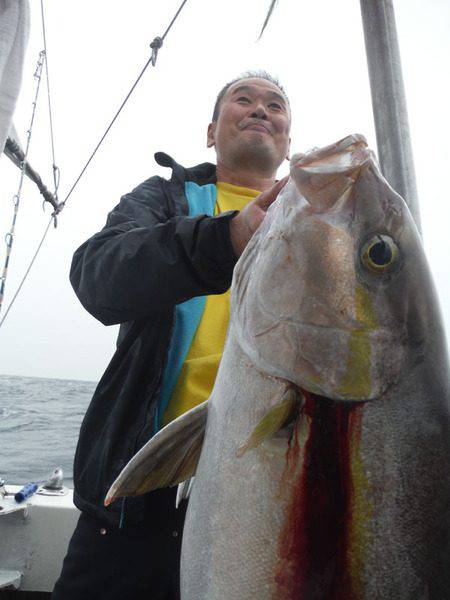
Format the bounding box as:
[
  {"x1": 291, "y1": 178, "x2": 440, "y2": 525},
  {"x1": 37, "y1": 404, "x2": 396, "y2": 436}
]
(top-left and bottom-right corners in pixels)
[{"x1": 274, "y1": 390, "x2": 362, "y2": 600}]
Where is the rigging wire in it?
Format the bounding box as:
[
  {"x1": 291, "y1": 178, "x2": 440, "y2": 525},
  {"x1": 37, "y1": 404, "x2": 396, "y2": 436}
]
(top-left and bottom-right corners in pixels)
[
  {"x1": 58, "y1": 57, "x2": 154, "y2": 210},
  {"x1": 160, "y1": 0, "x2": 189, "y2": 41},
  {"x1": 259, "y1": 1, "x2": 279, "y2": 39},
  {"x1": 0, "y1": 51, "x2": 46, "y2": 318},
  {"x1": 60, "y1": 0, "x2": 189, "y2": 211},
  {"x1": 0, "y1": 216, "x2": 53, "y2": 329},
  {"x1": 0, "y1": 0, "x2": 190, "y2": 329},
  {"x1": 40, "y1": 0, "x2": 60, "y2": 199}
]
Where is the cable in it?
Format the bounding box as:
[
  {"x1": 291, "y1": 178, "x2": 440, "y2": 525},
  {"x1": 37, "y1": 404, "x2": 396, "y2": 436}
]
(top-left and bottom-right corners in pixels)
[
  {"x1": 59, "y1": 56, "x2": 153, "y2": 209},
  {"x1": 161, "y1": 0, "x2": 189, "y2": 41},
  {"x1": 0, "y1": 0, "x2": 190, "y2": 328},
  {"x1": 259, "y1": 0, "x2": 279, "y2": 39},
  {"x1": 59, "y1": 0, "x2": 189, "y2": 210},
  {"x1": 40, "y1": 0, "x2": 59, "y2": 199},
  {"x1": 0, "y1": 216, "x2": 53, "y2": 329},
  {"x1": 0, "y1": 51, "x2": 46, "y2": 318}
]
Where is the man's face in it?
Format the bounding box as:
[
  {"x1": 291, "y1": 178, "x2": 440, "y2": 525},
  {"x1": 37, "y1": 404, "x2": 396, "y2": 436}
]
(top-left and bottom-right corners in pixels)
[{"x1": 207, "y1": 78, "x2": 291, "y2": 174}]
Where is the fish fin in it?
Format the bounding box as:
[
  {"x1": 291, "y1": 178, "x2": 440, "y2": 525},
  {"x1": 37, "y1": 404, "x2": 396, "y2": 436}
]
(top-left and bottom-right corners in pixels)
[
  {"x1": 237, "y1": 388, "x2": 301, "y2": 457},
  {"x1": 176, "y1": 476, "x2": 195, "y2": 509},
  {"x1": 258, "y1": 0, "x2": 278, "y2": 39},
  {"x1": 105, "y1": 401, "x2": 207, "y2": 506}
]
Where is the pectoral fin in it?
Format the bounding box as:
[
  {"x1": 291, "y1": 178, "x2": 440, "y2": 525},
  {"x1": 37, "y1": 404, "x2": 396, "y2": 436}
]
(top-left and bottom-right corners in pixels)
[
  {"x1": 237, "y1": 388, "x2": 302, "y2": 457},
  {"x1": 105, "y1": 400, "x2": 208, "y2": 506}
]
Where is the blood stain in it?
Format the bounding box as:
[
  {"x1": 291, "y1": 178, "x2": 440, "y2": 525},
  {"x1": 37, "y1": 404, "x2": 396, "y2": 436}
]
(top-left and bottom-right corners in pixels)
[{"x1": 274, "y1": 390, "x2": 362, "y2": 600}]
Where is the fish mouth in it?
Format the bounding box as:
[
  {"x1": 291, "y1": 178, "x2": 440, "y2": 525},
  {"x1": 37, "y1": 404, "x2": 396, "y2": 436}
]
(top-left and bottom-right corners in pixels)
[{"x1": 297, "y1": 385, "x2": 370, "y2": 407}]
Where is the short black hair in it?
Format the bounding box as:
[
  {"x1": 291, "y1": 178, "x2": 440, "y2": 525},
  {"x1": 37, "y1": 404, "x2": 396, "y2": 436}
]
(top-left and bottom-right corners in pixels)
[{"x1": 212, "y1": 70, "x2": 289, "y2": 122}]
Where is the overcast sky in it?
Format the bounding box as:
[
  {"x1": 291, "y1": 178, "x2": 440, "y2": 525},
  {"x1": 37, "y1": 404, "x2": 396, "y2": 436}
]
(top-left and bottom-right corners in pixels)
[{"x1": 0, "y1": 0, "x2": 449, "y2": 382}]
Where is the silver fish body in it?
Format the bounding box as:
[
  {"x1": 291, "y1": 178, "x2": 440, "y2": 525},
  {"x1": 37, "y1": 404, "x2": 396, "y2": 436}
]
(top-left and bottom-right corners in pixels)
[{"x1": 107, "y1": 135, "x2": 450, "y2": 599}]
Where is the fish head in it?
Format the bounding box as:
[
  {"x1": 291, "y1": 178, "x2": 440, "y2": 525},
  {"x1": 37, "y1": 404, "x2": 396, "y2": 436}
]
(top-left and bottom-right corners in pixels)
[{"x1": 231, "y1": 134, "x2": 434, "y2": 401}]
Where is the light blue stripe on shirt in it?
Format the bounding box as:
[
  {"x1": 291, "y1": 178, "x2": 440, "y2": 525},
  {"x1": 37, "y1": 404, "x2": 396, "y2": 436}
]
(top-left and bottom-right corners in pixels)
[{"x1": 154, "y1": 182, "x2": 217, "y2": 431}]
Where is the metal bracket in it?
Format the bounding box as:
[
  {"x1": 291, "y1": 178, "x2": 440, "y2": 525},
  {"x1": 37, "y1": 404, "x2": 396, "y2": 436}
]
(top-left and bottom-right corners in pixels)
[
  {"x1": 37, "y1": 486, "x2": 69, "y2": 497},
  {"x1": 150, "y1": 36, "x2": 163, "y2": 66}
]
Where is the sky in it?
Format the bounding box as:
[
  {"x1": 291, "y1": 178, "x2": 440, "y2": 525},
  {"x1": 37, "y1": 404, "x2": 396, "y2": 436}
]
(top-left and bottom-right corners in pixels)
[{"x1": 0, "y1": 0, "x2": 449, "y2": 382}]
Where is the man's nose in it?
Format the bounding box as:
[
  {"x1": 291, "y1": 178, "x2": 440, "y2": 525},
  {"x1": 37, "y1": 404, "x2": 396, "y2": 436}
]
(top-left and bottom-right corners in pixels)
[{"x1": 250, "y1": 104, "x2": 268, "y2": 120}]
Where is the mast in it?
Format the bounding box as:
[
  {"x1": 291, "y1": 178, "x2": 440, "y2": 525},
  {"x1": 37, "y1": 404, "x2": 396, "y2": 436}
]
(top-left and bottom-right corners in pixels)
[{"x1": 359, "y1": 0, "x2": 421, "y2": 232}]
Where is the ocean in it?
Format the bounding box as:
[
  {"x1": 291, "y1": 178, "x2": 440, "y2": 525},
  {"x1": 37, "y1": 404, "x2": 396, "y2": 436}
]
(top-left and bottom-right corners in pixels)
[{"x1": 0, "y1": 374, "x2": 96, "y2": 487}]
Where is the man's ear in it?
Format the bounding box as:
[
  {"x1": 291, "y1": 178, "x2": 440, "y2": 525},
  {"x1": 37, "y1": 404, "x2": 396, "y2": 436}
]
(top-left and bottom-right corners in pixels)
[
  {"x1": 207, "y1": 122, "x2": 216, "y2": 148},
  {"x1": 286, "y1": 137, "x2": 291, "y2": 161}
]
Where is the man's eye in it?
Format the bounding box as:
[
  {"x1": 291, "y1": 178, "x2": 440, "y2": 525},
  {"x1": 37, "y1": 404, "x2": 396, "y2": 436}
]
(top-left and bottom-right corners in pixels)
[
  {"x1": 237, "y1": 97, "x2": 251, "y2": 103},
  {"x1": 269, "y1": 102, "x2": 282, "y2": 110}
]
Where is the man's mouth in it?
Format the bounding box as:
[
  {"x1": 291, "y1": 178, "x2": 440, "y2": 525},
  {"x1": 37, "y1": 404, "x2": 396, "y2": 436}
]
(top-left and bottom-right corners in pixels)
[{"x1": 242, "y1": 122, "x2": 272, "y2": 135}]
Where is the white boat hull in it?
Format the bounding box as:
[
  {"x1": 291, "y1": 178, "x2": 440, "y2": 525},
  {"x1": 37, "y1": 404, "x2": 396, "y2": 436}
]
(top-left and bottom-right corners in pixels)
[{"x1": 0, "y1": 486, "x2": 78, "y2": 592}]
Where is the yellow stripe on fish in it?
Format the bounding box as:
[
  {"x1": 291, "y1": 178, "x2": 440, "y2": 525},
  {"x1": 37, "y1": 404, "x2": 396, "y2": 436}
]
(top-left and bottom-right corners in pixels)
[{"x1": 339, "y1": 285, "x2": 378, "y2": 399}]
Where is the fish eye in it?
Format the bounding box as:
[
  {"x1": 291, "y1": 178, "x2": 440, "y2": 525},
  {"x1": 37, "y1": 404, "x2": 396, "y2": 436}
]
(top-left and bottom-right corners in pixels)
[{"x1": 360, "y1": 234, "x2": 399, "y2": 272}]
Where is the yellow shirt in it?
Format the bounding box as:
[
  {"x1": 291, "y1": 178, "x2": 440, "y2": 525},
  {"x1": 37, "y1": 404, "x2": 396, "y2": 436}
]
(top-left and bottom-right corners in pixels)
[{"x1": 162, "y1": 182, "x2": 260, "y2": 426}]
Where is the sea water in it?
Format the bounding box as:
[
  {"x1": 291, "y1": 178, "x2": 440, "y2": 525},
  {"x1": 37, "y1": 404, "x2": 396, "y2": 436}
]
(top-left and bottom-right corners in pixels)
[{"x1": 0, "y1": 374, "x2": 95, "y2": 487}]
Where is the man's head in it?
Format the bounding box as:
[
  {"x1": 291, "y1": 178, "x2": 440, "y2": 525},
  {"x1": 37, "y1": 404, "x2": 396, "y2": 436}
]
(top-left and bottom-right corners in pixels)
[{"x1": 207, "y1": 71, "x2": 291, "y2": 177}]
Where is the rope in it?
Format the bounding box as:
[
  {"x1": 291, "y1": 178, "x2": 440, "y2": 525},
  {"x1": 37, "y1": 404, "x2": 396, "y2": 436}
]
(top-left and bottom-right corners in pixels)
[
  {"x1": 40, "y1": 0, "x2": 60, "y2": 199},
  {"x1": 0, "y1": 51, "x2": 46, "y2": 318},
  {"x1": 0, "y1": 0, "x2": 190, "y2": 329}
]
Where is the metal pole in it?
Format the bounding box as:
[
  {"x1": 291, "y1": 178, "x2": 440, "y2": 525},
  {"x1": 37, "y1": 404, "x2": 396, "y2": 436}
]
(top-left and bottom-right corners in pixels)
[
  {"x1": 359, "y1": 0, "x2": 421, "y2": 232},
  {"x1": 4, "y1": 137, "x2": 58, "y2": 211}
]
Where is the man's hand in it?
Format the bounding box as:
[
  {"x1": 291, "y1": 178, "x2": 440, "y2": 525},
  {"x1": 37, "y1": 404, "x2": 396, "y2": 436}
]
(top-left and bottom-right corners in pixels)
[{"x1": 229, "y1": 176, "x2": 289, "y2": 257}]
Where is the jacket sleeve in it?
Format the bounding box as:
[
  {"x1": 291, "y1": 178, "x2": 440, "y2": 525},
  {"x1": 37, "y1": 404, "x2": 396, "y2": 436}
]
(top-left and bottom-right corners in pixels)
[{"x1": 70, "y1": 176, "x2": 239, "y2": 325}]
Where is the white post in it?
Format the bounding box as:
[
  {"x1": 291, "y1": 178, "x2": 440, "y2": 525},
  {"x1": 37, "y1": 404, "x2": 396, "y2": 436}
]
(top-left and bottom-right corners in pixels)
[{"x1": 359, "y1": 0, "x2": 421, "y2": 232}]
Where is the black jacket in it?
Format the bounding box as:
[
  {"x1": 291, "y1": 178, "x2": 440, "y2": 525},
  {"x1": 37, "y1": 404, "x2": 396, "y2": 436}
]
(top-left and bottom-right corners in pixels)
[{"x1": 70, "y1": 153, "x2": 238, "y2": 526}]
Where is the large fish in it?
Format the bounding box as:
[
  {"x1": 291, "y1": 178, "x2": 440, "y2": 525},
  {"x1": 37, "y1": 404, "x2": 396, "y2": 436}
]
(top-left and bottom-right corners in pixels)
[{"x1": 106, "y1": 134, "x2": 450, "y2": 599}]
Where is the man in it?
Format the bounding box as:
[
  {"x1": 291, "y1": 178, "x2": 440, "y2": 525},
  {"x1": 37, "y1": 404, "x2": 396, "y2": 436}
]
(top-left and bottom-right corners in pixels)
[{"x1": 53, "y1": 70, "x2": 291, "y2": 599}]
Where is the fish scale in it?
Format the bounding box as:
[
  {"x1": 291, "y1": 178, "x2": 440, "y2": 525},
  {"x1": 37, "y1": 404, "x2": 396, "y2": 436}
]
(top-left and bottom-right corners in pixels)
[{"x1": 182, "y1": 344, "x2": 290, "y2": 599}]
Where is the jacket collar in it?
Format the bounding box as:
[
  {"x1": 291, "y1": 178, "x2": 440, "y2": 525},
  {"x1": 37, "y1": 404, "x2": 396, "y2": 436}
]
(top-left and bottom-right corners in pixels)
[{"x1": 154, "y1": 152, "x2": 216, "y2": 186}]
